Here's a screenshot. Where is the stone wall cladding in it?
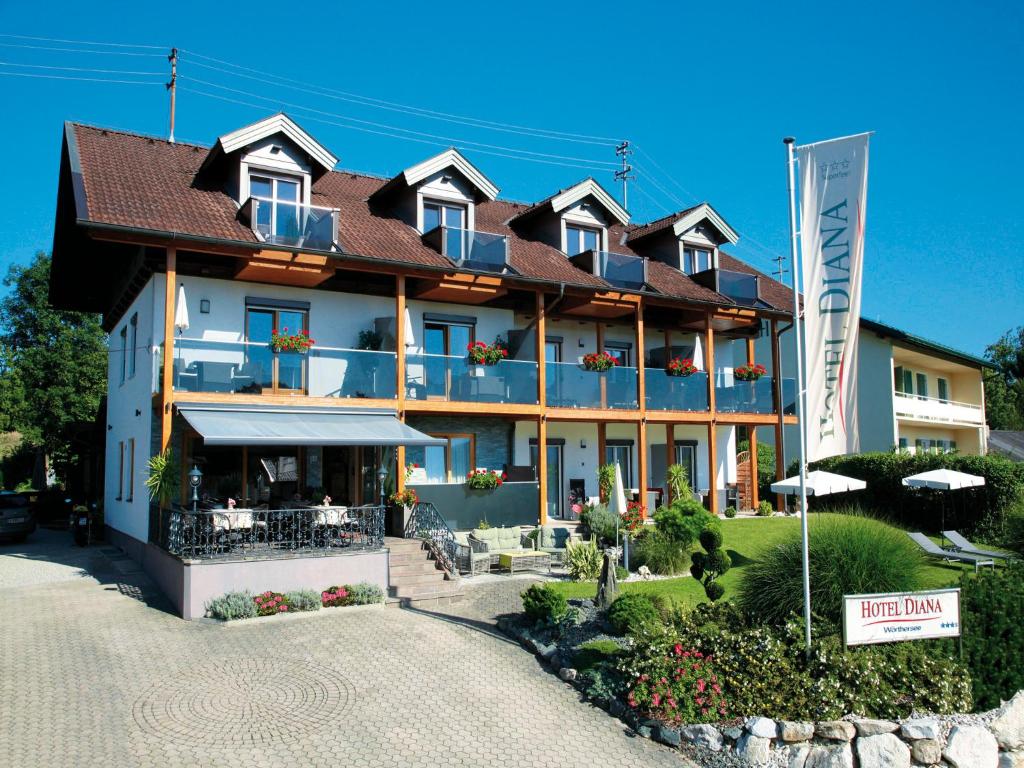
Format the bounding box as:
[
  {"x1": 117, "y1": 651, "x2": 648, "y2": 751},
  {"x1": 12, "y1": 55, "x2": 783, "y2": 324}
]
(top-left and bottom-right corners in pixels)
[
  {"x1": 405, "y1": 415, "x2": 513, "y2": 472},
  {"x1": 500, "y1": 616, "x2": 1024, "y2": 768}
]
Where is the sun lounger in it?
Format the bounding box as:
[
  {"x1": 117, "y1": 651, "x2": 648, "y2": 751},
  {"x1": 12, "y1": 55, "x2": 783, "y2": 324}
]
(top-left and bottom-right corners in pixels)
[
  {"x1": 907, "y1": 532, "x2": 995, "y2": 572},
  {"x1": 943, "y1": 530, "x2": 1017, "y2": 561}
]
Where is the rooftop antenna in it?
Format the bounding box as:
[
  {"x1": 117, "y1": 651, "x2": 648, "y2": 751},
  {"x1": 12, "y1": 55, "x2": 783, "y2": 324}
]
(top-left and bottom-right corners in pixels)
[
  {"x1": 166, "y1": 47, "x2": 177, "y2": 143},
  {"x1": 614, "y1": 140, "x2": 635, "y2": 210}
]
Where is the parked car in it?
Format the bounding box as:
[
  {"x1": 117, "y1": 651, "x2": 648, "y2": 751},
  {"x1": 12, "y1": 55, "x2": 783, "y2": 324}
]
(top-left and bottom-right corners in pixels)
[
  {"x1": 0, "y1": 491, "x2": 37, "y2": 542},
  {"x1": 32, "y1": 487, "x2": 73, "y2": 526}
]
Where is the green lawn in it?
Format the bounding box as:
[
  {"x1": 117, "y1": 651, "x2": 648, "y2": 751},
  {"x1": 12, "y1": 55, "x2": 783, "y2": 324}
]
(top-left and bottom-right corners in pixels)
[{"x1": 548, "y1": 514, "x2": 981, "y2": 610}]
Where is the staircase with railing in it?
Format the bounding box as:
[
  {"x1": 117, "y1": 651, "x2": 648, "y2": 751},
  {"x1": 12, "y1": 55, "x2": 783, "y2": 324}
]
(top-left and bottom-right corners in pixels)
[{"x1": 403, "y1": 501, "x2": 459, "y2": 576}]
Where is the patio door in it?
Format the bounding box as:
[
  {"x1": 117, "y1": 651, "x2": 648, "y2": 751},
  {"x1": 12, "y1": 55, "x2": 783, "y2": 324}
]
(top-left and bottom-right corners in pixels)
[
  {"x1": 246, "y1": 306, "x2": 308, "y2": 394},
  {"x1": 423, "y1": 322, "x2": 473, "y2": 399},
  {"x1": 530, "y1": 442, "x2": 563, "y2": 519},
  {"x1": 674, "y1": 443, "x2": 698, "y2": 493}
]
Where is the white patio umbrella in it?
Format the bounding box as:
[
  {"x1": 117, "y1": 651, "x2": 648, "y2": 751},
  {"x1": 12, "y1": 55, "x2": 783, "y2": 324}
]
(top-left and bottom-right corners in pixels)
[
  {"x1": 692, "y1": 333, "x2": 704, "y2": 371},
  {"x1": 902, "y1": 469, "x2": 985, "y2": 541},
  {"x1": 174, "y1": 284, "x2": 189, "y2": 335},
  {"x1": 608, "y1": 463, "x2": 629, "y2": 567},
  {"x1": 771, "y1": 470, "x2": 867, "y2": 497},
  {"x1": 403, "y1": 306, "x2": 415, "y2": 348}
]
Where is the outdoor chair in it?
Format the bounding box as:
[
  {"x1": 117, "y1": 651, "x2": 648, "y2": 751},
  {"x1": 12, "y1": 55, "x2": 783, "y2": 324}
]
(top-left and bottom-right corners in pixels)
[
  {"x1": 454, "y1": 531, "x2": 491, "y2": 576},
  {"x1": 942, "y1": 530, "x2": 1018, "y2": 561},
  {"x1": 527, "y1": 525, "x2": 580, "y2": 564},
  {"x1": 907, "y1": 532, "x2": 996, "y2": 572}
]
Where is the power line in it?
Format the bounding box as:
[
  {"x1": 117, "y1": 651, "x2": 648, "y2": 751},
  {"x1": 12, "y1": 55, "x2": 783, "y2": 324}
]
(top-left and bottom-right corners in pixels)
[
  {"x1": 178, "y1": 49, "x2": 623, "y2": 147},
  {"x1": 633, "y1": 144, "x2": 701, "y2": 204},
  {"x1": 178, "y1": 75, "x2": 619, "y2": 168},
  {"x1": 0, "y1": 70, "x2": 163, "y2": 85},
  {"x1": 0, "y1": 60, "x2": 164, "y2": 76},
  {"x1": 0, "y1": 33, "x2": 167, "y2": 49},
  {"x1": 0, "y1": 41, "x2": 166, "y2": 57}
]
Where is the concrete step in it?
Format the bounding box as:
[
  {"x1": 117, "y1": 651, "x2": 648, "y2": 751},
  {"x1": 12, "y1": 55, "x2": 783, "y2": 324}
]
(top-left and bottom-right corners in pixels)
[
  {"x1": 389, "y1": 560, "x2": 443, "y2": 577},
  {"x1": 391, "y1": 582, "x2": 464, "y2": 600},
  {"x1": 389, "y1": 571, "x2": 449, "y2": 587},
  {"x1": 388, "y1": 552, "x2": 434, "y2": 567}
]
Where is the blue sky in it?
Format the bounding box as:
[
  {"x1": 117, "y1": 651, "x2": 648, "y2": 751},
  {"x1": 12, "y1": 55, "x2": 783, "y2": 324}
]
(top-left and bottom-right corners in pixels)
[{"x1": 0, "y1": 0, "x2": 1020, "y2": 356}]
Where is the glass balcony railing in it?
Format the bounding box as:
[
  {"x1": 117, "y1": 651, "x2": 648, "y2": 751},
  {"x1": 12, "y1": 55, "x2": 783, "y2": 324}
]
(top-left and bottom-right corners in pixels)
[
  {"x1": 717, "y1": 269, "x2": 759, "y2": 305},
  {"x1": 241, "y1": 198, "x2": 339, "y2": 251},
  {"x1": 545, "y1": 362, "x2": 639, "y2": 409},
  {"x1": 570, "y1": 250, "x2": 648, "y2": 290},
  {"x1": 404, "y1": 354, "x2": 538, "y2": 404},
  {"x1": 715, "y1": 375, "x2": 797, "y2": 414},
  {"x1": 168, "y1": 338, "x2": 396, "y2": 399},
  {"x1": 645, "y1": 369, "x2": 710, "y2": 412},
  {"x1": 421, "y1": 226, "x2": 510, "y2": 272}
]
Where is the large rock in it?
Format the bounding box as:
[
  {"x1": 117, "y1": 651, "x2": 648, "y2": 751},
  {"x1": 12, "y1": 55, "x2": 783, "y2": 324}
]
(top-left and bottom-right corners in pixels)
[
  {"x1": 854, "y1": 719, "x2": 899, "y2": 737},
  {"x1": 654, "y1": 725, "x2": 681, "y2": 747},
  {"x1": 780, "y1": 721, "x2": 816, "y2": 742},
  {"x1": 901, "y1": 718, "x2": 940, "y2": 740},
  {"x1": 788, "y1": 743, "x2": 810, "y2": 768},
  {"x1": 595, "y1": 552, "x2": 619, "y2": 609},
  {"x1": 816, "y1": 721, "x2": 857, "y2": 741},
  {"x1": 746, "y1": 716, "x2": 779, "y2": 738},
  {"x1": 557, "y1": 667, "x2": 577, "y2": 682},
  {"x1": 680, "y1": 724, "x2": 723, "y2": 752},
  {"x1": 1000, "y1": 752, "x2": 1024, "y2": 768},
  {"x1": 804, "y1": 743, "x2": 854, "y2": 768},
  {"x1": 736, "y1": 733, "x2": 772, "y2": 765},
  {"x1": 910, "y1": 738, "x2": 942, "y2": 765},
  {"x1": 722, "y1": 725, "x2": 744, "y2": 742},
  {"x1": 855, "y1": 733, "x2": 910, "y2": 768},
  {"x1": 991, "y1": 690, "x2": 1024, "y2": 750},
  {"x1": 944, "y1": 724, "x2": 999, "y2": 768}
]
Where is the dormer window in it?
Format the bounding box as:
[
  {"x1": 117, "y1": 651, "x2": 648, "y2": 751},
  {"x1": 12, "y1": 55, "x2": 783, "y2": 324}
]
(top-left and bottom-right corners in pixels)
[
  {"x1": 250, "y1": 173, "x2": 301, "y2": 241},
  {"x1": 682, "y1": 246, "x2": 713, "y2": 275},
  {"x1": 565, "y1": 225, "x2": 602, "y2": 256},
  {"x1": 422, "y1": 200, "x2": 467, "y2": 259}
]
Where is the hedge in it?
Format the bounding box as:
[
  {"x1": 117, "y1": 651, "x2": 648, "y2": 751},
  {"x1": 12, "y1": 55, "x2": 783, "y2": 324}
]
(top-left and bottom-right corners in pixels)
[{"x1": 800, "y1": 452, "x2": 1024, "y2": 538}]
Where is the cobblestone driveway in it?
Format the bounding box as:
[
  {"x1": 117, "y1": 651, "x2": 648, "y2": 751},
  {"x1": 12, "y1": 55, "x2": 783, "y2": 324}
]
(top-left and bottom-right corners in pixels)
[{"x1": 1, "y1": 538, "x2": 688, "y2": 768}]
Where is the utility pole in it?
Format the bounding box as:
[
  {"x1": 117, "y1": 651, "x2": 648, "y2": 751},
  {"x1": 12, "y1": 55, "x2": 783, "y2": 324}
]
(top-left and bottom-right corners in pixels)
[
  {"x1": 167, "y1": 47, "x2": 177, "y2": 143},
  {"x1": 614, "y1": 140, "x2": 634, "y2": 210},
  {"x1": 773, "y1": 250, "x2": 789, "y2": 282}
]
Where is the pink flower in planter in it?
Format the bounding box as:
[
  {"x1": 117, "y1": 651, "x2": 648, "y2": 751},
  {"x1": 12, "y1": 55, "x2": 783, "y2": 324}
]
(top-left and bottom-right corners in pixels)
[{"x1": 279, "y1": 605, "x2": 287, "y2": 612}]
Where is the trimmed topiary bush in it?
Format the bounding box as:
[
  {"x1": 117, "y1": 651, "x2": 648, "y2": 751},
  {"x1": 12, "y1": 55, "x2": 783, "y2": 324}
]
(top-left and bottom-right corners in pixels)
[
  {"x1": 607, "y1": 592, "x2": 661, "y2": 636},
  {"x1": 653, "y1": 497, "x2": 713, "y2": 545},
  {"x1": 736, "y1": 513, "x2": 925, "y2": 624},
  {"x1": 205, "y1": 590, "x2": 258, "y2": 621},
  {"x1": 521, "y1": 583, "x2": 567, "y2": 624},
  {"x1": 724, "y1": 506, "x2": 737, "y2": 518},
  {"x1": 691, "y1": 523, "x2": 731, "y2": 601}
]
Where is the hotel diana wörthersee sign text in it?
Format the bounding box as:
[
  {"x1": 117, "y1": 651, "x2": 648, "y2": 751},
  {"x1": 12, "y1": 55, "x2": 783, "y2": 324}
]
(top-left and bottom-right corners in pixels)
[{"x1": 842, "y1": 588, "x2": 961, "y2": 647}]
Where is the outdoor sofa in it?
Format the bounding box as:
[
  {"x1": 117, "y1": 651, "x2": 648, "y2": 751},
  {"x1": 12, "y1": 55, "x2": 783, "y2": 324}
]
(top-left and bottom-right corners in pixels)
[
  {"x1": 907, "y1": 531, "x2": 996, "y2": 572},
  {"x1": 526, "y1": 525, "x2": 581, "y2": 564},
  {"x1": 467, "y1": 527, "x2": 533, "y2": 570}
]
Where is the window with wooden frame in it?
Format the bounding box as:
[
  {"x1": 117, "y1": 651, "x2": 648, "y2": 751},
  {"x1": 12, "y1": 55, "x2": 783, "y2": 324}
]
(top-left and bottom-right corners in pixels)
[
  {"x1": 422, "y1": 318, "x2": 475, "y2": 400},
  {"x1": 128, "y1": 313, "x2": 138, "y2": 379},
  {"x1": 116, "y1": 441, "x2": 124, "y2": 500},
  {"x1": 245, "y1": 302, "x2": 309, "y2": 394},
  {"x1": 407, "y1": 433, "x2": 475, "y2": 483},
  {"x1": 565, "y1": 224, "x2": 602, "y2": 256},
  {"x1": 126, "y1": 438, "x2": 135, "y2": 501}
]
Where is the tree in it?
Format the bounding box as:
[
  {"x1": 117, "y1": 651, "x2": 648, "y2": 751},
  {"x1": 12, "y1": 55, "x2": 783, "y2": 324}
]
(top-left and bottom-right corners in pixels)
[
  {"x1": 985, "y1": 327, "x2": 1024, "y2": 431},
  {"x1": 0, "y1": 252, "x2": 107, "y2": 480}
]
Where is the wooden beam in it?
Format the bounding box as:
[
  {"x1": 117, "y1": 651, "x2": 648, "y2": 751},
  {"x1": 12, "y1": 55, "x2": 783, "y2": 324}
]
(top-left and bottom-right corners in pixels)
[
  {"x1": 637, "y1": 419, "x2": 648, "y2": 517},
  {"x1": 395, "y1": 274, "x2": 406, "y2": 494},
  {"x1": 537, "y1": 416, "x2": 548, "y2": 526},
  {"x1": 160, "y1": 248, "x2": 176, "y2": 453},
  {"x1": 704, "y1": 313, "x2": 716, "y2": 414},
  {"x1": 236, "y1": 249, "x2": 335, "y2": 287},
  {"x1": 597, "y1": 422, "x2": 607, "y2": 502},
  {"x1": 635, "y1": 299, "x2": 646, "y2": 414},
  {"x1": 536, "y1": 291, "x2": 547, "y2": 410},
  {"x1": 707, "y1": 422, "x2": 719, "y2": 516},
  {"x1": 665, "y1": 423, "x2": 675, "y2": 503},
  {"x1": 771, "y1": 319, "x2": 786, "y2": 511},
  {"x1": 749, "y1": 426, "x2": 759, "y2": 510},
  {"x1": 596, "y1": 321, "x2": 607, "y2": 408}
]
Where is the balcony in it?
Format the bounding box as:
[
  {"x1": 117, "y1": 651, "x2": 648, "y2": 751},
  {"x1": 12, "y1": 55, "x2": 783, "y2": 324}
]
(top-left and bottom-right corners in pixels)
[
  {"x1": 894, "y1": 391, "x2": 984, "y2": 426},
  {"x1": 169, "y1": 338, "x2": 397, "y2": 399},
  {"x1": 240, "y1": 198, "x2": 339, "y2": 251},
  {"x1": 692, "y1": 268, "x2": 762, "y2": 306},
  {"x1": 421, "y1": 226, "x2": 510, "y2": 273},
  {"x1": 570, "y1": 250, "x2": 648, "y2": 291},
  {"x1": 645, "y1": 369, "x2": 710, "y2": 412},
  {"x1": 715, "y1": 376, "x2": 797, "y2": 415},
  {"x1": 546, "y1": 362, "x2": 639, "y2": 409},
  {"x1": 404, "y1": 354, "x2": 538, "y2": 404}
]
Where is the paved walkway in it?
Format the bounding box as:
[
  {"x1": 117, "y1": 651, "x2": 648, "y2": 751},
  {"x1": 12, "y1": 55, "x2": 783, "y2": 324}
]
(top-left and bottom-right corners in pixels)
[{"x1": 1, "y1": 534, "x2": 688, "y2": 768}]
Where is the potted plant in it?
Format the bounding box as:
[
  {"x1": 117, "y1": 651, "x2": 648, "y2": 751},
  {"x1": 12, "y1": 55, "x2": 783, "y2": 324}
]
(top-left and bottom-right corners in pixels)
[
  {"x1": 466, "y1": 338, "x2": 508, "y2": 375},
  {"x1": 666, "y1": 357, "x2": 698, "y2": 377},
  {"x1": 271, "y1": 327, "x2": 315, "y2": 354},
  {"x1": 581, "y1": 351, "x2": 619, "y2": 372},
  {"x1": 357, "y1": 329, "x2": 383, "y2": 351},
  {"x1": 387, "y1": 487, "x2": 419, "y2": 536},
  {"x1": 465, "y1": 469, "x2": 506, "y2": 491},
  {"x1": 621, "y1": 500, "x2": 645, "y2": 532},
  {"x1": 144, "y1": 449, "x2": 180, "y2": 508},
  {"x1": 734, "y1": 363, "x2": 767, "y2": 382}
]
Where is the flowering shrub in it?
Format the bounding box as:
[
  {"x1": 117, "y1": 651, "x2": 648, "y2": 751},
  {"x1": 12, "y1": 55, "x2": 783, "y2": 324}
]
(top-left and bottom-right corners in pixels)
[
  {"x1": 253, "y1": 590, "x2": 291, "y2": 616},
  {"x1": 621, "y1": 500, "x2": 645, "y2": 532},
  {"x1": 620, "y1": 636, "x2": 728, "y2": 723},
  {"x1": 466, "y1": 338, "x2": 508, "y2": 365},
  {"x1": 466, "y1": 469, "x2": 506, "y2": 490},
  {"x1": 321, "y1": 585, "x2": 352, "y2": 607},
  {"x1": 734, "y1": 363, "x2": 767, "y2": 382},
  {"x1": 389, "y1": 488, "x2": 419, "y2": 507},
  {"x1": 666, "y1": 357, "x2": 698, "y2": 377},
  {"x1": 270, "y1": 327, "x2": 315, "y2": 353},
  {"x1": 581, "y1": 351, "x2": 619, "y2": 372}
]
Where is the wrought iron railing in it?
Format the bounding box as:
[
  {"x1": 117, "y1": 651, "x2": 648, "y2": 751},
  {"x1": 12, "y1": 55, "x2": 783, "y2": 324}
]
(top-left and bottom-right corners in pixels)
[
  {"x1": 152, "y1": 503, "x2": 385, "y2": 560},
  {"x1": 404, "y1": 501, "x2": 458, "y2": 575}
]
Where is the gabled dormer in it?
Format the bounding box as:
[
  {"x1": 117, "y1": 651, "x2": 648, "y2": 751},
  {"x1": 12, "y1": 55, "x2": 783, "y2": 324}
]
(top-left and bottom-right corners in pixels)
[
  {"x1": 511, "y1": 178, "x2": 630, "y2": 256},
  {"x1": 627, "y1": 202, "x2": 738, "y2": 276},
  {"x1": 198, "y1": 113, "x2": 340, "y2": 251}
]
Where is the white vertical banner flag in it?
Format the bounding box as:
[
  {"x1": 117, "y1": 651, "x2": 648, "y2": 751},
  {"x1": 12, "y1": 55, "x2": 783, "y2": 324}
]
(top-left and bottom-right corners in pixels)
[{"x1": 796, "y1": 133, "x2": 870, "y2": 462}]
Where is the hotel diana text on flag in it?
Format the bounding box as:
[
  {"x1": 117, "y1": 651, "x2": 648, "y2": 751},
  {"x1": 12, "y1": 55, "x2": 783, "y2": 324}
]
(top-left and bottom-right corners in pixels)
[{"x1": 796, "y1": 133, "x2": 870, "y2": 461}]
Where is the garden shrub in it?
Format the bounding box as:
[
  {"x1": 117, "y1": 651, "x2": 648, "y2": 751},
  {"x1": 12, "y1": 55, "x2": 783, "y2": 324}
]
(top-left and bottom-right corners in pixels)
[
  {"x1": 322, "y1": 585, "x2": 351, "y2": 607},
  {"x1": 615, "y1": 565, "x2": 629, "y2": 581},
  {"x1": 806, "y1": 451, "x2": 1024, "y2": 536},
  {"x1": 205, "y1": 590, "x2": 258, "y2": 621},
  {"x1": 607, "y1": 593, "x2": 661, "y2": 636},
  {"x1": 724, "y1": 506, "x2": 737, "y2": 518},
  {"x1": 284, "y1": 589, "x2": 321, "y2": 612},
  {"x1": 572, "y1": 639, "x2": 622, "y2": 672},
  {"x1": 578, "y1": 665, "x2": 626, "y2": 704},
  {"x1": 653, "y1": 497, "x2": 714, "y2": 545},
  {"x1": 580, "y1": 503, "x2": 619, "y2": 545},
  {"x1": 521, "y1": 583, "x2": 567, "y2": 624},
  {"x1": 346, "y1": 582, "x2": 385, "y2": 605},
  {"x1": 619, "y1": 635, "x2": 727, "y2": 723},
  {"x1": 631, "y1": 529, "x2": 691, "y2": 575},
  {"x1": 564, "y1": 537, "x2": 603, "y2": 581},
  {"x1": 737, "y1": 512, "x2": 924, "y2": 624},
  {"x1": 955, "y1": 562, "x2": 1024, "y2": 710},
  {"x1": 254, "y1": 591, "x2": 291, "y2": 616},
  {"x1": 691, "y1": 527, "x2": 731, "y2": 601},
  {"x1": 756, "y1": 500, "x2": 773, "y2": 516}
]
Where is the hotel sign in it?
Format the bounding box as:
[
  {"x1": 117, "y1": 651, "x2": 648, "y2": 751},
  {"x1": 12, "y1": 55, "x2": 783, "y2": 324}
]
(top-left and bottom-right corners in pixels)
[{"x1": 842, "y1": 588, "x2": 961, "y2": 647}]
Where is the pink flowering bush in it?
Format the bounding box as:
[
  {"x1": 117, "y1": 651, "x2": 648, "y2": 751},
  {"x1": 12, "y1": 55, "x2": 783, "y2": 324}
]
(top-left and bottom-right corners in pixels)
[
  {"x1": 619, "y1": 635, "x2": 727, "y2": 724},
  {"x1": 253, "y1": 590, "x2": 291, "y2": 617},
  {"x1": 321, "y1": 585, "x2": 351, "y2": 607}
]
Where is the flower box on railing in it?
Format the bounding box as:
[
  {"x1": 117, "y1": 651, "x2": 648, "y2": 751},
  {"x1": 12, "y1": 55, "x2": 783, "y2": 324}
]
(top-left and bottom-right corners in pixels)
[
  {"x1": 270, "y1": 327, "x2": 315, "y2": 354},
  {"x1": 666, "y1": 357, "x2": 699, "y2": 377},
  {"x1": 582, "y1": 351, "x2": 620, "y2": 372}
]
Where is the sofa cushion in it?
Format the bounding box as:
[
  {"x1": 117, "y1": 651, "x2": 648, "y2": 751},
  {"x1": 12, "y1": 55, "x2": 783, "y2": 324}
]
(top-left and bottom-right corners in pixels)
[
  {"x1": 539, "y1": 526, "x2": 572, "y2": 549},
  {"x1": 471, "y1": 528, "x2": 500, "y2": 547},
  {"x1": 495, "y1": 527, "x2": 522, "y2": 551}
]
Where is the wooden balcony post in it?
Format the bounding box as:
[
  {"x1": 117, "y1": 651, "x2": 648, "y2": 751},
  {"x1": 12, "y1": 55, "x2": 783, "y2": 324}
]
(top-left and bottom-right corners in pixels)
[
  {"x1": 636, "y1": 299, "x2": 646, "y2": 412},
  {"x1": 665, "y1": 423, "x2": 675, "y2": 503},
  {"x1": 396, "y1": 274, "x2": 407, "y2": 493},
  {"x1": 747, "y1": 337, "x2": 756, "y2": 366},
  {"x1": 705, "y1": 314, "x2": 716, "y2": 413},
  {"x1": 771, "y1": 319, "x2": 786, "y2": 511},
  {"x1": 749, "y1": 426, "x2": 759, "y2": 510},
  {"x1": 537, "y1": 416, "x2": 548, "y2": 526},
  {"x1": 160, "y1": 247, "x2": 177, "y2": 453},
  {"x1": 536, "y1": 291, "x2": 546, "y2": 408}
]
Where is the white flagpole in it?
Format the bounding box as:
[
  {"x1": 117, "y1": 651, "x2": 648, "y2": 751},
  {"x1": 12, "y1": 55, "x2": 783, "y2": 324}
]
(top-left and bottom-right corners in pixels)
[{"x1": 784, "y1": 137, "x2": 813, "y2": 656}]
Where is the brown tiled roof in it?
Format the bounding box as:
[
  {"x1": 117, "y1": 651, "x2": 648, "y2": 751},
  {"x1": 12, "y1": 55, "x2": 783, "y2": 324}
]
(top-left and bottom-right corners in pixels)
[
  {"x1": 625, "y1": 204, "x2": 702, "y2": 242},
  {"x1": 67, "y1": 123, "x2": 793, "y2": 311}
]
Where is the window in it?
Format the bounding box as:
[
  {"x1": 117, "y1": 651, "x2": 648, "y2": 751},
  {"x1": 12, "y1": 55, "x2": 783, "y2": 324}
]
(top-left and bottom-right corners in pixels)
[
  {"x1": 915, "y1": 438, "x2": 928, "y2": 454},
  {"x1": 916, "y1": 372, "x2": 929, "y2": 400},
  {"x1": 246, "y1": 304, "x2": 309, "y2": 393},
  {"x1": 565, "y1": 224, "x2": 601, "y2": 256},
  {"x1": 544, "y1": 340, "x2": 562, "y2": 363},
  {"x1": 605, "y1": 442, "x2": 633, "y2": 488},
  {"x1": 894, "y1": 366, "x2": 904, "y2": 393},
  {"x1": 249, "y1": 173, "x2": 301, "y2": 242},
  {"x1": 422, "y1": 200, "x2": 467, "y2": 259},
  {"x1": 126, "y1": 438, "x2": 135, "y2": 501},
  {"x1": 423, "y1": 320, "x2": 474, "y2": 399},
  {"x1": 116, "y1": 441, "x2": 124, "y2": 500},
  {"x1": 604, "y1": 342, "x2": 631, "y2": 367},
  {"x1": 118, "y1": 326, "x2": 127, "y2": 384},
  {"x1": 937, "y1": 377, "x2": 949, "y2": 403},
  {"x1": 949, "y1": 440, "x2": 957, "y2": 453},
  {"x1": 682, "y1": 247, "x2": 713, "y2": 275},
  {"x1": 407, "y1": 434, "x2": 475, "y2": 483},
  {"x1": 902, "y1": 368, "x2": 914, "y2": 395},
  {"x1": 128, "y1": 313, "x2": 138, "y2": 379},
  {"x1": 898, "y1": 437, "x2": 909, "y2": 452}
]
